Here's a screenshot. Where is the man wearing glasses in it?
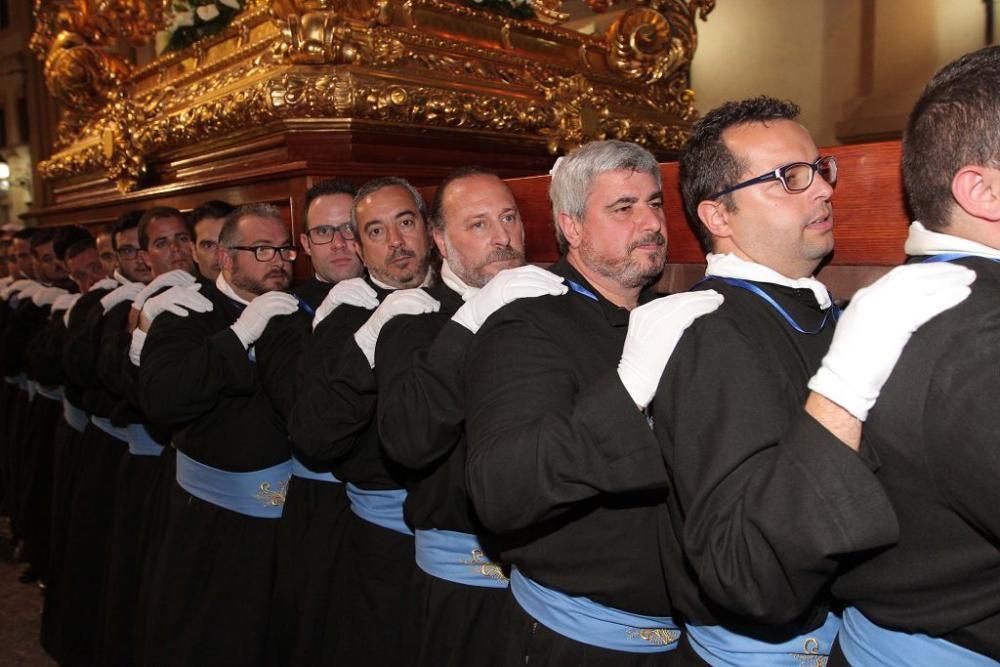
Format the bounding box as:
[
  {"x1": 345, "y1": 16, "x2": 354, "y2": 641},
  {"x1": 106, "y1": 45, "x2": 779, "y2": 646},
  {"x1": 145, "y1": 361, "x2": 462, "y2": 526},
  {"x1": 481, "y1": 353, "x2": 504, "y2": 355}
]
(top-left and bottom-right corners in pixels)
[
  {"x1": 295, "y1": 178, "x2": 365, "y2": 308},
  {"x1": 623, "y1": 96, "x2": 971, "y2": 664},
  {"x1": 286, "y1": 176, "x2": 434, "y2": 665},
  {"x1": 136, "y1": 203, "x2": 302, "y2": 666},
  {"x1": 260, "y1": 178, "x2": 363, "y2": 663}
]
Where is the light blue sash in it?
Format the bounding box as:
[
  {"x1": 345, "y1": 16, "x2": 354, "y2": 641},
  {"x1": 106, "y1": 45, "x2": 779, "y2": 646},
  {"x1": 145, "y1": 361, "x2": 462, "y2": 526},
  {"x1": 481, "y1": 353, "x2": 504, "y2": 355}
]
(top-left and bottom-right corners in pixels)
[
  {"x1": 35, "y1": 384, "x2": 64, "y2": 402},
  {"x1": 175, "y1": 451, "x2": 291, "y2": 519},
  {"x1": 510, "y1": 568, "x2": 681, "y2": 653},
  {"x1": 24, "y1": 378, "x2": 36, "y2": 400},
  {"x1": 62, "y1": 397, "x2": 88, "y2": 433},
  {"x1": 3, "y1": 374, "x2": 18, "y2": 385},
  {"x1": 290, "y1": 455, "x2": 341, "y2": 483},
  {"x1": 414, "y1": 528, "x2": 509, "y2": 589},
  {"x1": 126, "y1": 424, "x2": 165, "y2": 457},
  {"x1": 686, "y1": 612, "x2": 839, "y2": 666},
  {"x1": 345, "y1": 483, "x2": 412, "y2": 535},
  {"x1": 90, "y1": 415, "x2": 129, "y2": 442},
  {"x1": 839, "y1": 607, "x2": 995, "y2": 666}
]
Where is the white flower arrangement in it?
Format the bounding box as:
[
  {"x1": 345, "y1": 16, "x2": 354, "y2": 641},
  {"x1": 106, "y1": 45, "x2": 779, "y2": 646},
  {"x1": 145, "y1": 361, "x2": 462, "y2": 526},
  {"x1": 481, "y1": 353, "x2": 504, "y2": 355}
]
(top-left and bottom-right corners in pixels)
[{"x1": 156, "y1": 0, "x2": 245, "y2": 55}]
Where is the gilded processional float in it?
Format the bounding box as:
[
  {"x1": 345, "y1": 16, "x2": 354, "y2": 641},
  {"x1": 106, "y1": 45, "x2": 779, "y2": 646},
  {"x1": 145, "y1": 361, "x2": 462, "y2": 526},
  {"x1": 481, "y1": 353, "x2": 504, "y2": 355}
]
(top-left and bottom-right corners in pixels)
[{"x1": 27, "y1": 0, "x2": 713, "y2": 235}]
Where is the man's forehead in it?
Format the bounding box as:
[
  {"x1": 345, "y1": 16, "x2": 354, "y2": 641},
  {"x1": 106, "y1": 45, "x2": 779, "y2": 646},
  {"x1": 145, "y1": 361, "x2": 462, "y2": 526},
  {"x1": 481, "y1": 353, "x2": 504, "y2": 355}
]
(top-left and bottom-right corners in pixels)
[
  {"x1": 148, "y1": 216, "x2": 190, "y2": 239},
  {"x1": 444, "y1": 175, "x2": 515, "y2": 212},
  {"x1": 238, "y1": 214, "x2": 290, "y2": 239},
  {"x1": 116, "y1": 227, "x2": 139, "y2": 244},
  {"x1": 723, "y1": 119, "x2": 818, "y2": 171},
  {"x1": 308, "y1": 193, "x2": 353, "y2": 222},
  {"x1": 358, "y1": 186, "x2": 418, "y2": 220}
]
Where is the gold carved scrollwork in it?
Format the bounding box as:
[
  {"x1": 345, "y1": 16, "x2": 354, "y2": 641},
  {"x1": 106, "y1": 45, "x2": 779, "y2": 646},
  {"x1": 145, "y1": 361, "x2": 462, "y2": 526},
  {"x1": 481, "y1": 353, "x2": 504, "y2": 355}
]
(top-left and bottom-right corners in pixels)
[
  {"x1": 271, "y1": 0, "x2": 390, "y2": 64},
  {"x1": 531, "y1": 0, "x2": 569, "y2": 25},
  {"x1": 606, "y1": 0, "x2": 709, "y2": 85},
  {"x1": 43, "y1": 32, "x2": 131, "y2": 115}
]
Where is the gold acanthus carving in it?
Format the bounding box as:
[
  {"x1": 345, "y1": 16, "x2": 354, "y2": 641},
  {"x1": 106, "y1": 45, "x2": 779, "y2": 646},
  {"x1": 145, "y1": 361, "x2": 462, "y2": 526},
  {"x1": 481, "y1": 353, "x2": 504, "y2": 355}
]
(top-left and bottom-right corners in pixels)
[
  {"x1": 606, "y1": 0, "x2": 712, "y2": 84},
  {"x1": 33, "y1": 0, "x2": 714, "y2": 190}
]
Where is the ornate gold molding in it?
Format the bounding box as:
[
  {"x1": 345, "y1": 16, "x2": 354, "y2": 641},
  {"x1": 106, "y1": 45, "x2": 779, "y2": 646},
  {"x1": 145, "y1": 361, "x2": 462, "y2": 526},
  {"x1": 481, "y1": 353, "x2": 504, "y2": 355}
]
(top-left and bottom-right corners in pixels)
[{"x1": 33, "y1": 0, "x2": 715, "y2": 192}]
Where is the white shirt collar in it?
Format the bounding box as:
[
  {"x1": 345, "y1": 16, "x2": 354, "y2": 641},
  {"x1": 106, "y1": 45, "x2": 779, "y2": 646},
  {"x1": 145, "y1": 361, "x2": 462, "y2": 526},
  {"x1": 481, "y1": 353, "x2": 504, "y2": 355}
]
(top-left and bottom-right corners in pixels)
[
  {"x1": 113, "y1": 270, "x2": 130, "y2": 285},
  {"x1": 904, "y1": 220, "x2": 1000, "y2": 260},
  {"x1": 216, "y1": 274, "x2": 250, "y2": 306},
  {"x1": 705, "y1": 253, "x2": 832, "y2": 310}
]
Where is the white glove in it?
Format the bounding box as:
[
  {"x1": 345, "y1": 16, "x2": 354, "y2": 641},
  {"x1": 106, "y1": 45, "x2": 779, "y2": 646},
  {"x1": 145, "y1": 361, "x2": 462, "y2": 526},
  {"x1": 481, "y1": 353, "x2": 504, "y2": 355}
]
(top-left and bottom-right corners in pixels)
[
  {"x1": 32, "y1": 286, "x2": 70, "y2": 307},
  {"x1": 131, "y1": 270, "x2": 195, "y2": 311},
  {"x1": 618, "y1": 290, "x2": 725, "y2": 409},
  {"x1": 17, "y1": 282, "x2": 43, "y2": 301},
  {"x1": 2, "y1": 279, "x2": 37, "y2": 299},
  {"x1": 808, "y1": 263, "x2": 975, "y2": 421},
  {"x1": 51, "y1": 293, "x2": 81, "y2": 315},
  {"x1": 129, "y1": 329, "x2": 146, "y2": 366},
  {"x1": 231, "y1": 291, "x2": 301, "y2": 348},
  {"x1": 101, "y1": 282, "x2": 145, "y2": 313},
  {"x1": 142, "y1": 284, "x2": 213, "y2": 324},
  {"x1": 452, "y1": 265, "x2": 568, "y2": 333},
  {"x1": 354, "y1": 289, "x2": 440, "y2": 367},
  {"x1": 90, "y1": 277, "x2": 120, "y2": 293},
  {"x1": 313, "y1": 277, "x2": 379, "y2": 330}
]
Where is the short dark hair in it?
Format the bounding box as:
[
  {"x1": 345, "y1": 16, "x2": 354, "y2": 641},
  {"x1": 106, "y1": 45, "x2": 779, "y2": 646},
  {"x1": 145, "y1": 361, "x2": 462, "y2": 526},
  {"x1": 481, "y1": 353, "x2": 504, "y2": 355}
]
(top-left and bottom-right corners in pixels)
[
  {"x1": 218, "y1": 203, "x2": 286, "y2": 251},
  {"x1": 351, "y1": 177, "x2": 427, "y2": 247},
  {"x1": 191, "y1": 200, "x2": 235, "y2": 227},
  {"x1": 137, "y1": 206, "x2": 191, "y2": 250},
  {"x1": 679, "y1": 96, "x2": 801, "y2": 251},
  {"x1": 29, "y1": 228, "x2": 57, "y2": 256},
  {"x1": 429, "y1": 166, "x2": 501, "y2": 231},
  {"x1": 903, "y1": 46, "x2": 1000, "y2": 231},
  {"x1": 53, "y1": 226, "x2": 96, "y2": 262},
  {"x1": 111, "y1": 210, "x2": 145, "y2": 250},
  {"x1": 12, "y1": 228, "x2": 37, "y2": 242},
  {"x1": 304, "y1": 179, "x2": 356, "y2": 229}
]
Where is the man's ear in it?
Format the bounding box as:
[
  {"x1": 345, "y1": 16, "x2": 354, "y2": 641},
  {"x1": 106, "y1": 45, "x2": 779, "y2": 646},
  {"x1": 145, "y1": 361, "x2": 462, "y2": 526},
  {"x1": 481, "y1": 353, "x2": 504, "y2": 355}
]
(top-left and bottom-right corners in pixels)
[
  {"x1": 952, "y1": 166, "x2": 1000, "y2": 222},
  {"x1": 432, "y1": 227, "x2": 448, "y2": 259},
  {"x1": 698, "y1": 199, "x2": 733, "y2": 241},
  {"x1": 219, "y1": 247, "x2": 234, "y2": 273},
  {"x1": 558, "y1": 212, "x2": 584, "y2": 249}
]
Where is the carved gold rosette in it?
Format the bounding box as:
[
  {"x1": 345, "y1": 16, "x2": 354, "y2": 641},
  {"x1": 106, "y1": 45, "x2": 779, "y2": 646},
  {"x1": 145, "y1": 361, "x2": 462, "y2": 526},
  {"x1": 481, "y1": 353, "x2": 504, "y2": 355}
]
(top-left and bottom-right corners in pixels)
[{"x1": 32, "y1": 0, "x2": 714, "y2": 192}]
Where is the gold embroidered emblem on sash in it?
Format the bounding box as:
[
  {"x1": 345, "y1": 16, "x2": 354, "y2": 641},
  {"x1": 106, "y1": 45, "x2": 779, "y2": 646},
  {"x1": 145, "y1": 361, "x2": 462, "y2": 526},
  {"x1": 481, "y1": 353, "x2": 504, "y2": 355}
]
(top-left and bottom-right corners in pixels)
[
  {"x1": 625, "y1": 628, "x2": 681, "y2": 646},
  {"x1": 256, "y1": 477, "x2": 290, "y2": 507},
  {"x1": 791, "y1": 636, "x2": 828, "y2": 667},
  {"x1": 463, "y1": 548, "x2": 509, "y2": 582}
]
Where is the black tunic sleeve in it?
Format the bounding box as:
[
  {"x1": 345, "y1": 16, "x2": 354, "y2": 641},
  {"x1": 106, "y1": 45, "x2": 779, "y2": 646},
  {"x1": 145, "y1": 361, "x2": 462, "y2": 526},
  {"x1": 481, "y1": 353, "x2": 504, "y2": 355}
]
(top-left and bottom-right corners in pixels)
[
  {"x1": 138, "y1": 309, "x2": 255, "y2": 426},
  {"x1": 288, "y1": 306, "x2": 376, "y2": 460},
  {"x1": 464, "y1": 305, "x2": 667, "y2": 535},
  {"x1": 377, "y1": 318, "x2": 470, "y2": 470},
  {"x1": 654, "y1": 314, "x2": 898, "y2": 624}
]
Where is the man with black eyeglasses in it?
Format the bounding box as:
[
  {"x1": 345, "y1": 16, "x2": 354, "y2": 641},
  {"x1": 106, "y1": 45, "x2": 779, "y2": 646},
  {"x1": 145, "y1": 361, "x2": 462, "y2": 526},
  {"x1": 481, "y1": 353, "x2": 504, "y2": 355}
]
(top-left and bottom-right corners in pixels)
[
  {"x1": 609, "y1": 96, "x2": 973, "y2": 665},
  {"x1": 136, "y1": 203, "x2": 302, "y2": 666},
  {"x1": 257, "y1": 178, "x2": 363, "y2": 664},
  {"x1": 294, "y1": 178, "x2": 365, "y2": 308},
  {"x1": 282, "y1": 176, "x2": 434, "y2": 665}
]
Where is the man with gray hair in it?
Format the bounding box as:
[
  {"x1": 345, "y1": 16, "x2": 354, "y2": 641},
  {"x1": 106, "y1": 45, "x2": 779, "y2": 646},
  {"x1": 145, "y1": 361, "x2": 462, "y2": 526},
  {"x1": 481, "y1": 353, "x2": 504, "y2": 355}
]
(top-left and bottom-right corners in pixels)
[
  {"x1": 136, "y1": 203, "x2": 302, "y2": 665},
  {"x1": 463, "y1": 140, "x2": 719, "y2": 665}
]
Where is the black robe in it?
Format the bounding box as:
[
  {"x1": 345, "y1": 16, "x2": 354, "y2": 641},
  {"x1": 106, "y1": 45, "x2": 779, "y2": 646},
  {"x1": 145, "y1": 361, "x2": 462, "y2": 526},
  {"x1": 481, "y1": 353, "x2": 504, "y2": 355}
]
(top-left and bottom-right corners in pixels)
[
  {"x1": 463, "y1": 257, "x2": 675, "y2": 666},
  {"x1": 136, "y1": 281, "x2": 294, "y2": 667},
  {"x1": 831, "y1": 256, "x2": 1000, "y2": 661},
  {"x1": 288, "y1": 278, "x2": 422, "y2": 667},
  {"x1": 377, "y1": 281, "x2": 511, "y2": 667},
  {"x1": 649, "y1": 278, "x2": 897, "y2": 656}
]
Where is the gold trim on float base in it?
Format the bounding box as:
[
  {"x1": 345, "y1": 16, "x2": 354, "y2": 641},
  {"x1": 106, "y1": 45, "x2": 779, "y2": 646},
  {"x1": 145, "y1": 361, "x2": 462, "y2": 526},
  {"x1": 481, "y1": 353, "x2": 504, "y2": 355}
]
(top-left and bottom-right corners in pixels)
[{"x1": 31, "y1": 0, "x2": 714, "y2": 193}]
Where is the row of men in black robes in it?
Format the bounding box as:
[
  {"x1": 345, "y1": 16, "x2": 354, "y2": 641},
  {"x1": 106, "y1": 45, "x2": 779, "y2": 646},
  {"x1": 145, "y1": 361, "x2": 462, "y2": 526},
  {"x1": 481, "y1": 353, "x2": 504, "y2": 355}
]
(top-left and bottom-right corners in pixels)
[{"x1": 2, "y1": 43, "x2": 999, "y2": 667}]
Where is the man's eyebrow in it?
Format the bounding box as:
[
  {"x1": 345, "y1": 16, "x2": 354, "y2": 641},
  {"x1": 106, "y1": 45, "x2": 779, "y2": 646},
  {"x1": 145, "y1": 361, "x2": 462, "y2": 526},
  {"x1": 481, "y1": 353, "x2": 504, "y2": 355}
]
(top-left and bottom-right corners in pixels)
[{"x1": 605, "y1": 196, "x2": 639, "y2": 209}]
